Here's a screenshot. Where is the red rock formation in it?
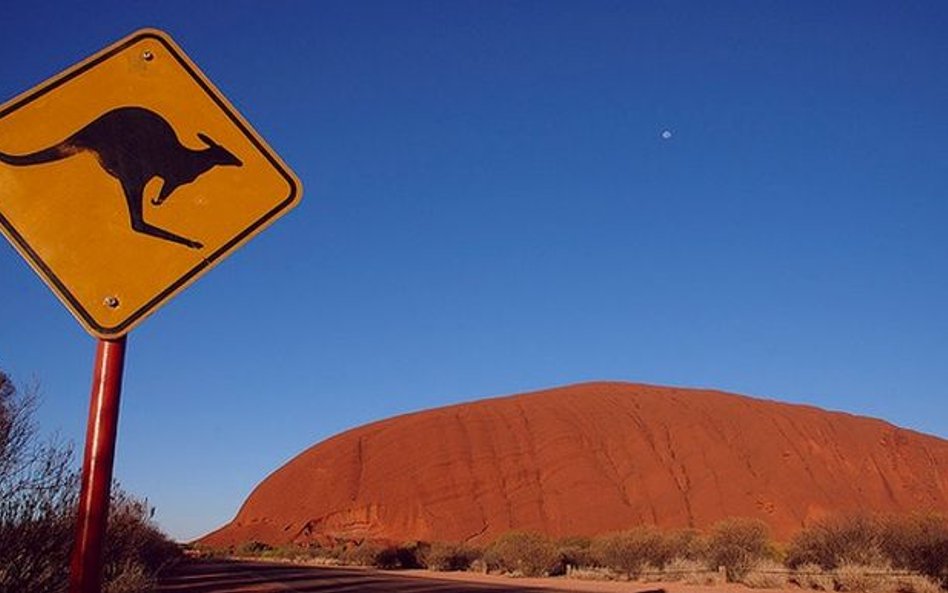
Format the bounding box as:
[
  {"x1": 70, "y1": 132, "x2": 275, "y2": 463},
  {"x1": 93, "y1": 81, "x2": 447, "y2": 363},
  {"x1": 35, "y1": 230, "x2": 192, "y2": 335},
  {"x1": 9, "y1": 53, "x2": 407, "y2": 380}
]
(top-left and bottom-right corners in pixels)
[{"x1": 200, "y1": 382, "x2": 948, "y2": 546}]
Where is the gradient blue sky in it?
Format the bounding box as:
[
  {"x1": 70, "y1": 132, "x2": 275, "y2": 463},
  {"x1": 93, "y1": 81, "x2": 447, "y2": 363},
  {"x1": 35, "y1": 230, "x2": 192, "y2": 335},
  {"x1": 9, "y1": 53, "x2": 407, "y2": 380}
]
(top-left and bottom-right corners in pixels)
[{"x1": 1, "y1": 1, "x2": 947, "y2": 541}]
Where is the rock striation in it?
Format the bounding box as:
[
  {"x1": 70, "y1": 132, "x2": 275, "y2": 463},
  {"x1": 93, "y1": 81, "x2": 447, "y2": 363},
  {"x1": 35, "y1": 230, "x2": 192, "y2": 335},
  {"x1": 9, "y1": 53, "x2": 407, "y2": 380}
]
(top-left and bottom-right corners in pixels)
[{"x1": 200, "y1": 382, "x2": 948, "y2": 546}]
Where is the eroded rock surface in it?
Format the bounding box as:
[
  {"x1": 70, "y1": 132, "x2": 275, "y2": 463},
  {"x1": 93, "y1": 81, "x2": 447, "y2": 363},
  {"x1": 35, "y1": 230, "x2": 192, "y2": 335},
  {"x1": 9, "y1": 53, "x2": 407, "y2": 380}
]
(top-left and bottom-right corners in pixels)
[{"x1": 201, "y1": 382, "x2": 948, "y2": 546}]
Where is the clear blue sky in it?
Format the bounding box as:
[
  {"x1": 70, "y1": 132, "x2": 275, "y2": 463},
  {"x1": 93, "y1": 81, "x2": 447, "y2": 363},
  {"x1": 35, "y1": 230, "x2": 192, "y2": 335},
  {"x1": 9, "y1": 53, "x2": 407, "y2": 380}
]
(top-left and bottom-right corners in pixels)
[{"x1": 2, "y1": 1, "x2": 947, "y2": 541}]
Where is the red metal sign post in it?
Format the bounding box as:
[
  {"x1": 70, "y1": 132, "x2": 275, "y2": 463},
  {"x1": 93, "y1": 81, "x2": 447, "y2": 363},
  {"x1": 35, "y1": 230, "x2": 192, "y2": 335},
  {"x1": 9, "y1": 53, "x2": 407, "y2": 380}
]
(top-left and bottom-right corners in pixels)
[
  {"x1": 0, "y1": 29, "x2": 301, "y2": 593},
  {"x1": 69, "y1": 337, "x2": 128, "y2": 593}
]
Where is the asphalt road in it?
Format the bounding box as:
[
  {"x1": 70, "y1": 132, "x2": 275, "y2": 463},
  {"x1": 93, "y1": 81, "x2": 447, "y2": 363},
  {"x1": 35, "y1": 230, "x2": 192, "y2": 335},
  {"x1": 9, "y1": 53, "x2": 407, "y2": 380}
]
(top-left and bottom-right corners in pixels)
[{"x1": 156, "y1": 559, "x2": 570, "y2": 593}]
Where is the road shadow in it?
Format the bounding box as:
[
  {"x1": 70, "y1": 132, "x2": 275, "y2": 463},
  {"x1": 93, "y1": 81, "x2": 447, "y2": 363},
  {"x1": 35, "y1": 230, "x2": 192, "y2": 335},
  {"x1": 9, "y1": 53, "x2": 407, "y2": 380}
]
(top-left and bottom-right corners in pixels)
[{"x1": 157, "y1": 559, "x2": 569, "y2": 593}]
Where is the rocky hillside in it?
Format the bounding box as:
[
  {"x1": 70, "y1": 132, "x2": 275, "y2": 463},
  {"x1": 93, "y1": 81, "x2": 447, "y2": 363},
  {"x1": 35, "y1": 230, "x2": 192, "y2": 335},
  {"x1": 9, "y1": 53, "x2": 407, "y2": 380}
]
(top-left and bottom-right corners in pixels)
[{"x1": 201, "y1": 382, "x2": 948, "y2": 546}]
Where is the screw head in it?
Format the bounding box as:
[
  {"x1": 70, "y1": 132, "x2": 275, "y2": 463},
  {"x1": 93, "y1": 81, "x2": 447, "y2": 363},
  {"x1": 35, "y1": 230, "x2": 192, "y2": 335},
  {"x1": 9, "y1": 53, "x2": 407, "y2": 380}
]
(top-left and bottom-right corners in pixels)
[
  {"x1": 142, "y1": 50, "x2": 154, "y2": 62},
  {"x1": 104, "y1": 296, "x2": 120, "y2": 309}
]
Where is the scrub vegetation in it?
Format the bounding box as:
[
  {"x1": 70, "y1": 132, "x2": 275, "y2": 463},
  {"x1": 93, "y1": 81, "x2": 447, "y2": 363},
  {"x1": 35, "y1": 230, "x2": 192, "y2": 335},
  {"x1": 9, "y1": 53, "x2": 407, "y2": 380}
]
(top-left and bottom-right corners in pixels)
[
  {"x1": 212, "y1": 513, "x2": 948, "y2": 591},
  {"x1": 0, "y1": 371, "x2": 180, "y2": 593}
]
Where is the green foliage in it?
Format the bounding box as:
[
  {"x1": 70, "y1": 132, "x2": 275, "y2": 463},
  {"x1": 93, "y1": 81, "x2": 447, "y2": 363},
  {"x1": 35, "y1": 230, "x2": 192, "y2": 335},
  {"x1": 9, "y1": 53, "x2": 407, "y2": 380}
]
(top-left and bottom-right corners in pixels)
[
  {"x1": 484, "y1": 531, "x2": 558, "y2": 577},
  {"x1": 706, "y1": 517, "x2": 773, "y2": 581}
]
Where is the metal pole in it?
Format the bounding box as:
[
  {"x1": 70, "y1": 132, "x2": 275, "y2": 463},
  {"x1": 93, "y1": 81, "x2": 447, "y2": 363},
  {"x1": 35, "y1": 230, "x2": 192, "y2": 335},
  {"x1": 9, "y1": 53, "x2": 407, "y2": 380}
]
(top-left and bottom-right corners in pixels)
[{"x1": 69, "y1": 336, "x2": 127, "y2": 593}]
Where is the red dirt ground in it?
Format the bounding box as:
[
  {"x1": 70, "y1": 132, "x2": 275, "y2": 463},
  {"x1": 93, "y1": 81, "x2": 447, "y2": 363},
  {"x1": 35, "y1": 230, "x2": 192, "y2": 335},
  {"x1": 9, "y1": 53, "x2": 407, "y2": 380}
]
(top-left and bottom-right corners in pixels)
[{"x1": 200, "y1": 382, "x2": 948, "y2": 546}]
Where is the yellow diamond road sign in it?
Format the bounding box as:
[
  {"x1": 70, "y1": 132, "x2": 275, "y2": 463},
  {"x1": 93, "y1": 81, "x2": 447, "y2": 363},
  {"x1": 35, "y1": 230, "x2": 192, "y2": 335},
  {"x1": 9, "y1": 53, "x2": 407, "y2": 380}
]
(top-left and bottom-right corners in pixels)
[{"x1": 0, "y1": 29, "x2": 301, "y2": 339}]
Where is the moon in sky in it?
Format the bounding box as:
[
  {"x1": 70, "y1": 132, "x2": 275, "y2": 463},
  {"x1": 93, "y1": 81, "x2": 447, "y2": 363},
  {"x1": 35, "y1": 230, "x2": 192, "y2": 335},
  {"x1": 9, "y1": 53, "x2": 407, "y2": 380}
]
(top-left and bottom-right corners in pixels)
[{"x1": 661, "y1": 130, "x2": 673, "y2": 140}]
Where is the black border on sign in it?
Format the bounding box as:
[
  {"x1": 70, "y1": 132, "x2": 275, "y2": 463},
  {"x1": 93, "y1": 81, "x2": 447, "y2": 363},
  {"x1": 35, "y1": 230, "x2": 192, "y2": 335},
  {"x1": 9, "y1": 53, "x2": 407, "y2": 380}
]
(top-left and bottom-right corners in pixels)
[{"x1": 0, "y1": 31, "x2": 300, "y2": 337}]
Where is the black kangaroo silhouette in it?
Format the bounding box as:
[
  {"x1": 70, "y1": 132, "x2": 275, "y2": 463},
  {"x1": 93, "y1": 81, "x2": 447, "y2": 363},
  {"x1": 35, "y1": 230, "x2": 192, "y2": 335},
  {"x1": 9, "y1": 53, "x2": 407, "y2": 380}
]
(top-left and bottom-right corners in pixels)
[{"x1": 0, "y1": 106, "x2": 242, "y2": 249}]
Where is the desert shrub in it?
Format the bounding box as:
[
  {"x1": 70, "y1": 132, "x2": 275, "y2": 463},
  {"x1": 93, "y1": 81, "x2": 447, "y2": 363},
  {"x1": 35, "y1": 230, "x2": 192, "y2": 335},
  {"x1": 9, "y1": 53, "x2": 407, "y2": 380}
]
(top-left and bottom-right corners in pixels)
[
  {"x1": 343, "y1": 541, "x2": 384, "y2": 566},
  {"x1": 591, "y1": 526, "x2": 672, "y2": 579},
  {"x1": 102, "y1": 489, "x2": 182, "y2": 591},
  {"x1": 103, "y1": 561, "x2": 151, "y2": 593},
  {"x1": 0, "y1": 374, "x2": 77, "y2": 593},
  {"x1": 0, "y1": 371, "x2": 179, "y2": 593},
  {"x1": 833, "y1": 563, "x2": 892, "y2": 593},
  {"x1": 333, "y1": 540, "x2": 427, "y2": 569},
  {"x1": 260, "y1": 544, "x2": 310, "y2": 560},
  {"x1": 792, "y1": 562, "x2": 835, "y2": 591},
  {"x1": 881, "y1": 513, "x2": 948, "y2": 584},
  {"x1": 374, "y1": 542, "x2": 426, "y2": 569},
  {"x1": 787, "y1": 514, "x2": 886, "y2": 570},
  {"x1": 287, "y1": 543, "x2": 343, "y2": 566},
  {"x1": 187, "y1": 544, "x2": 229, "y2": 559},
  {"x1": 423, "y1": 541, "x2": 481, "y2": 571},
  {"x1": 706, "y1": 517, "x2": 773, "y2": 581},
  {"x1": 469, "y1": 557, "x2": 488, "y2": 573},
  {"x1": 484, "y1": 531, "x2": 558, "y2": 577},
  {"x1": 320, "y1": 542, "x2": 351, "y2": 561},
  {"x1": 556, "y1": 537, "x2": 596, "y2": 573},
  {"x1": 665, "y1": 528, "x2": 707, "y2": 561},
  {"x1": 742, "y1": 559, "x2": 790, "y2": 589},
  {"x1": 786, "y1": 525, "x2": 825, "y2": 568},
  {"x1": 787, "y1": 512, "x2": 948, "y2": 585},
  {"x1": 373, "y1": 546, "x2": 403, "y2": 569},
  {"x1": 235, "y1": 540, "x2": 273, "y2": 556}
]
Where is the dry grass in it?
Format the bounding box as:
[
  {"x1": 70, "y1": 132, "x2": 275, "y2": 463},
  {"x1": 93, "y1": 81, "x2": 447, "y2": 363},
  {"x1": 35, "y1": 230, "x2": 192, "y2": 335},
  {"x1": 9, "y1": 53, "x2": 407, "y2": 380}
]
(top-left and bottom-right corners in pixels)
[
  {"x1": 565, "y1": 566, "x2": 619, "y2": 581},
  {"x1": 742, "y1": 559, "x2": 790, "y2": 589},
  {"x1": 222, "y1": 516, "x2": 948, "y2": 593},
  {"x1": 662, "y1": 558, "x2": 714, "y2": 585},
  {"x1": 103, "y1": 562, "x2": 152, "y2": 593},
  {"x1": 833, "y1": 563, "x2": 892, "y2": 593},
  {"x1": 892, "y1": 574, "x2": 945, "y2": 593},
  {"x1": 791, "y1": 562, "x2": 835, "y2": 591}
]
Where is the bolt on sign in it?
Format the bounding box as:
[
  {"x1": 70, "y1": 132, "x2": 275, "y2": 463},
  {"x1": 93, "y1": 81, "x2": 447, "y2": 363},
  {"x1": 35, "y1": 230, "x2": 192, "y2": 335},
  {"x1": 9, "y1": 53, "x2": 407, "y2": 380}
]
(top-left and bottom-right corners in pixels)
[{"x1": 0, "y1": 29, "x2": 301, "y2": 338}]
